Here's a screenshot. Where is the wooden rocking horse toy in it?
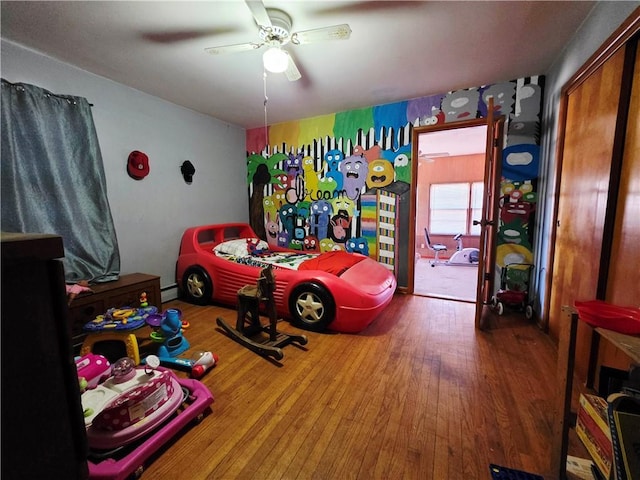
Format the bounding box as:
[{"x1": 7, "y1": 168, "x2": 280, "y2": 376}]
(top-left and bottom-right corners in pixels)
[{"x1": 216, "y1": 264, "x2": 308, "y2": 360}]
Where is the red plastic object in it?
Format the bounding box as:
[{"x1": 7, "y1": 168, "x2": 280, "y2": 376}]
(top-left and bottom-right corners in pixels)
[
  {"x1": 176, "y1": 223, "x2": 396, "y2": 333},
  {"x1": 575, "y1": 300, "x2": 640, "y2": 334},
  {"x1": 496, "y1": 289, "x2": 527, "y2": 305}
]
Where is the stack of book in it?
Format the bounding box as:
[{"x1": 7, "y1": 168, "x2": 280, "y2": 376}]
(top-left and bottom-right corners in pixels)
[{"x1": 576, "y1": 393, "x2": 613, "y2": 479}]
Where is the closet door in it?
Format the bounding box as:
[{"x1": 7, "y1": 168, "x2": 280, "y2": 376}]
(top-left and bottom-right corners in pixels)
[
  {"x1": 606, "y1": 44, "x2": 640, "y2": 304},
  {"x1": 548, "y1": 46, "x2": 627, "y2": 375}
]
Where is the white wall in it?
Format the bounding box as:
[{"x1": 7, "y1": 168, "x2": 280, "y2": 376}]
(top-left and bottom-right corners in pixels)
[
  {"x1": 535, "y1": 2, "x2": 640, "y2": 319},
  {"x1": 1, "y1": 39, "x2": 249, "y2": 301}
]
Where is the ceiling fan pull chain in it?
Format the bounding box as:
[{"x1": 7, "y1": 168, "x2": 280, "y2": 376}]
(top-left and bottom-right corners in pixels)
[{"x1": 263, "y1": 70, "x2": 269, "y2": 152}]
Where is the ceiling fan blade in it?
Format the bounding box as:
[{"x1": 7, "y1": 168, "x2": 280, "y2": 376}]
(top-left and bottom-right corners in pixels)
[
  {"x1": 143, "y1": 27, "x2": 240, "y2": 44},
  {"x1": 205, "y1": 42, "x2": 263, "y2": 55},
  {"x1": 291, "y1": 24, "x2": 352, "y2": 45},
  {"x1": 245, "y1": 0, "x2": 272, "y2": 28},
  {"x1": 284, "y1": 53, "x2": 301, "y2": 82},
  {"x1": 313, "y1": 1, "x2": 422, "y2": 16}
]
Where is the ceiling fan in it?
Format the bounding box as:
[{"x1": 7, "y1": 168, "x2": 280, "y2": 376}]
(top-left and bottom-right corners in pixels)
[{"x1": 205, "y1": 0, "x2": 352, "y2": 81}]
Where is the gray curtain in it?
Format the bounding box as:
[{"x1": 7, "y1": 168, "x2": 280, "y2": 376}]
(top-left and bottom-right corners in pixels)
[{"x1": 1, "y1": 79, "x2": 120, "y2": 283}]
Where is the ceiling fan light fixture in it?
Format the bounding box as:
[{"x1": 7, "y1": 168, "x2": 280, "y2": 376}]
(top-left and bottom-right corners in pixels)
[{"x1": 263, "y1": 46, "x2": 289, "y2": 73}]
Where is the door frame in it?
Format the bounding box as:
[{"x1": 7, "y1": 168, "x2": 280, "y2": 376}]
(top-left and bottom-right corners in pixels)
[{"x1": 408, "y1": 116, "x2": 503, "y2": 313}]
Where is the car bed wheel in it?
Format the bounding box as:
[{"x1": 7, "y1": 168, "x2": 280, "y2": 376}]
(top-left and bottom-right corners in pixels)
[
  {"x1": 182, "y1": 266, "x2": 212, "y2": 305},
  {"x1": 289, "y1": 283, "x2": 335, "y2": 332}
]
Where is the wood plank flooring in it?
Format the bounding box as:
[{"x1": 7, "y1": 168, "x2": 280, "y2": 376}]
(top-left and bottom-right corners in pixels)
[{"x1": 132, "y1": 294, "x2": 583, "y2": 480}]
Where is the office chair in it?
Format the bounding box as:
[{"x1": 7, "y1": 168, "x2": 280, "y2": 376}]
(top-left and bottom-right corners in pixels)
[{"x1": 424, "y1": 228, "x2": 447, "y2": 267}]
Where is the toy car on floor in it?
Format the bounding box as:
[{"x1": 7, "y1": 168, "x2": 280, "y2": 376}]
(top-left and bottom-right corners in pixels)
[
  {"x1": 82, "y1": 357, "x2": 213, "y2": 480},
  {"x1": 176, "y1": 223, "x2": 397, "y2": 333}
]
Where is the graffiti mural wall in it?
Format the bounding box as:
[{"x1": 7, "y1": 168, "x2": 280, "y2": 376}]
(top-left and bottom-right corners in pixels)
[{"x1": 246, "y1": 76, "x2": 544, "y2": 288}]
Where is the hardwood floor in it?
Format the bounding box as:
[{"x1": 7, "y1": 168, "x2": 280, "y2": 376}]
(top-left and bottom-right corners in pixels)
[{"x1": 135, "y1": 294, "x2": 581, "y2": 480}]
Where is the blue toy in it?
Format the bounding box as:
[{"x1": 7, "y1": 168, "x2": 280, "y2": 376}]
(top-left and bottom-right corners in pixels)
[{"x1": 157, "y1": 308, "x2": 190, "y2": 357}]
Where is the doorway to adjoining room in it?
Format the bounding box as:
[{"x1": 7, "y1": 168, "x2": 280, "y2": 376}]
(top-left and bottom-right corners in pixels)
[{"x1": 413, "y1": 125, "x2": 486, "y2": 302}]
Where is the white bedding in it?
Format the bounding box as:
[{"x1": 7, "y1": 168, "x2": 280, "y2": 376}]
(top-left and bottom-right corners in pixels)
[{"x1": 213, "y1": 238, "x2": 319, "y2": 270}]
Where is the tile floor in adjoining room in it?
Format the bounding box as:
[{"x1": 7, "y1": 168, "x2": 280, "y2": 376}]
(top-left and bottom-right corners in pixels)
[{"x1": 413, "y1": 257, "x2": 478, "y2": 302}]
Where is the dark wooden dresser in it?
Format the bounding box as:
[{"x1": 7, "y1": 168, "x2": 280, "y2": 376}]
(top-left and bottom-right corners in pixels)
[
  {"x1": 68, "y1": 273, "x2": 161, "y2": 350},
  {"x1": 1, "y1": 232, "x2": 89, "y2": 479}
]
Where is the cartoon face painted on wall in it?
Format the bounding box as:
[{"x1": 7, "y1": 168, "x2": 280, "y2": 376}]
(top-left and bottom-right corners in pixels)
[
  {"x1": 310, "y1": 200, "x2": 333, "y2": 240},
  {"x1": 346, "y1": 237, "x2": 369, "y2": 257},
  {"x1": 277, "y1": 231, "x2": 290, "y2": 248},
  {"x1": 319, "y1": 238, "x2": 337, "y2": 253},
  {"x1": 441, "y1": 89, "x2": 480, "y2": 122},
  {"x1": 500, "y1": 201, "x2": 535, "y2": 226},
  {"x1": 331, "y1": 195, "x2": 356, "y2": 218},
  {"x1": 302, "y1": 156, "x2": 318, "y2": 200},
  {"x1": 324, "y1": 149, "x2": 344, "y2": 192},
  {"x1": 482, "y1": 82, "x2": 516, "y2": 117},
  {"x1": 501, "y1": 181, "x2": 536, "y2": 204},
  {"x1": 296, "y1": 201, "x2": 311, "y2": 219},
  {"x1": 419, "y1": 107, "x2": 445, "y2": 127},
  {"x1": 498, "y1": 220, "x2": 531, "y2": 250},
  {"x1": 265, "y1": 212, "x2": 280, "y2": 246},
  {"x1": 285, "y1": 152, "x2": 304, "y2": 178},
  {"x1": 289, "y1": 238, "x2": 303, "y2": 250},
  {"x1": 272, "y1": 190, "x2": 286, "y2": 209},
  {"x1": 310, "y1": 200, "x2": 332, "y2": 219},
  {"x1": 278, "y1": 203, "x2": 297, "y2": 235},
  {"x1": 316, "y1": 176, "x2": 338, "y2": 199},
  {"x1": 325, "y1": 149, "x2": 344, "y2": 169},
  {"x1": 393, "y1": 153, "x2": 410, "y2": 183},
  {"x1": 263, "y1": 195, "x2": 279, "y2": 221},
  {"x1": 502, "y1": 144, "x2": 539, "y2": 181},
  {"x1": 302, "y1": 235, "x2": 319, "y2": 252},
  {"x1": 366, "y1": 159, "x2": 394, "y2": 189},
  {"x1": 329, "y1": 210, "x2": 351, "y2": 243},
  {"x1": 342, "y1": 155, "x2": 369, "y2": 200},
  {"x1": 382, "y1": 144, "x2": 412, "y2": 185},
  {"x1": 272, "y1": 173, "x2": 290, "y2": 191}
]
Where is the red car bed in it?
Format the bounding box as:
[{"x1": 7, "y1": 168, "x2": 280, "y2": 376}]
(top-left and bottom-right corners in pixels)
[{"x1": 175, "y1": 223, "x2": 396, "y2": 333}]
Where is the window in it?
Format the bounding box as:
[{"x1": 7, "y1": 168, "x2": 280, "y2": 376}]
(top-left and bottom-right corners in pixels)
[
  {"x1": 429, "y1": 182, "x2": 484, "y2": 235},
  {"x1": 470, "y1": 182, "x2": 484, "y2": 235}
]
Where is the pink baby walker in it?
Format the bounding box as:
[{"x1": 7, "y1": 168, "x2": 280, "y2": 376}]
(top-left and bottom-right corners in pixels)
[{"x1": 81, "y1": 356, "x2": 213, "y2": 480}]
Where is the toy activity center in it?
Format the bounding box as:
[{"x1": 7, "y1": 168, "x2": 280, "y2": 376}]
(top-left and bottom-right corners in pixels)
[{"x1": 2, "y1": 2, "x2": 640, "y2": 479}]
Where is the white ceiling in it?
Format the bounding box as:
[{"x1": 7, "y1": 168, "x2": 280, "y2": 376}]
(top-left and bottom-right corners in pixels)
[
  {"x1": 0, "y1": 1, "x2": 596, "y2": 129},
  {"x1": 418, "y1": 124, "x2": 487, "y2": 158}
]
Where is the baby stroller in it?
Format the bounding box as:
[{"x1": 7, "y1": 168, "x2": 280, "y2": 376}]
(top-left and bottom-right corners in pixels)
[{"x1": 491, "y1": 263, "x2": 534, "y2": 319}]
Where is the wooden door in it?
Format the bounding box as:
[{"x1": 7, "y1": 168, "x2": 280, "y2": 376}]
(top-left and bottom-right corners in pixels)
[
  {"x1": 547, "y1": 46, "x2": 627, "y2": 376},
  {"x1": 606, "y1": 43, "x2": 640, "y2": 305},
  {"x1": 549, "y1": 13, "x2": 640, "y2": 480},
  {"x1": 475, "y1": 108, "x2": 504, "y2": 329}
]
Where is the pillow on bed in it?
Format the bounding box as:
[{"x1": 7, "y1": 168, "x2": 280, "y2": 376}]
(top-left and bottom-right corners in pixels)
[{"x1": 214, "y1": 238, "x2": 269, "y2": 256}]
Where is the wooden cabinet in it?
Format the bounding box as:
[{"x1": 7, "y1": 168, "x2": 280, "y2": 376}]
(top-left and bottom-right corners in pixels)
[
  {"x1": 68, "y1": 273, "x2": 161, "y2": 349},
  {"x1": 547, "y1": 12, "x2": 640, "y2": 384},
  {"x1": 1, "y1": 232, "x2": 88, "y2": 479},
  {"x1": 549, "y1": 9, "x2": 640, "y2": 479}
]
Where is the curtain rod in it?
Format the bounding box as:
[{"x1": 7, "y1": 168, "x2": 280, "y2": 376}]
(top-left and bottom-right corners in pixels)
[{"x1": 1, "y1": 78, "x2": 94, "y2": 107}]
